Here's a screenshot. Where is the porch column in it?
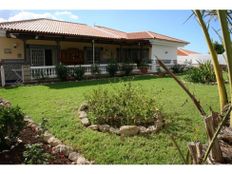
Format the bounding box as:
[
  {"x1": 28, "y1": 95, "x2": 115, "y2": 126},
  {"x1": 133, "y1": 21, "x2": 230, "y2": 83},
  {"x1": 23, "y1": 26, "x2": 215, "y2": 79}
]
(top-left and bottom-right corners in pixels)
[
  {"x1": 23, "y1": 39, "x2": 29, "y2": 64},
  {"x1": 56, "y1": 41, "x2": 61, "y2": 64},
  {"x1": 0, "y1": 64, "x2": 5, "y2": 87},
  {"x1": 139, "y1": 42, "x2": 142, "y2": 62},
  {"x1": 92, "y1": 40, "x2": 95, "y2": 64},
  {"x1": 119, "y1": 44, "x2": 122, "y2": 62}
]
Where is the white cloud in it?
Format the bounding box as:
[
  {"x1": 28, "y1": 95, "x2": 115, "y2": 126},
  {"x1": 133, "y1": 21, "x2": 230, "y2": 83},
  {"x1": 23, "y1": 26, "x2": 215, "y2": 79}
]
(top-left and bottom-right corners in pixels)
[
  {"x1": 54, "y1": 11, "x2": 79, "y2": 20},
  {"x1": 0, "y1": 18, "x2": 6, "y2": 22},
  {"x1": 0, "y1": 11, "x2": 79, "y2": 22}
]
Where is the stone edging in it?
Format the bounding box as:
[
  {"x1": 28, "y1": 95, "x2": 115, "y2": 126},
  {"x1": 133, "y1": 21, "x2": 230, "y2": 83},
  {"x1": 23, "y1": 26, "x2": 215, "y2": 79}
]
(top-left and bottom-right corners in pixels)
[
  {"x1": 78, "y1": 102, "x2": 165, "y2": 136},
  {"x1": 24, "y1": 117, "x2": 93, "y2": 164}
]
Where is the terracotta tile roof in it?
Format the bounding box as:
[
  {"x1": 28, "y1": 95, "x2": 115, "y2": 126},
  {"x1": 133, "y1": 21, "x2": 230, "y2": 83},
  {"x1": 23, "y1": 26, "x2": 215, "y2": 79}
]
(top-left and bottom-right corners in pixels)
[
  {"x1": 0, "y1": 18, "x2": 121, "y2": 39},
  {"x1": 177, "y1": 48, "x2": 200, "y2": 56},
  {"x1": 94, "y1": 25, "x2": 128, "y2": 39},
  {"x1": 95, "y1": 26, "x2": 188, "y2": 44},
  {"x1": 0, "y1": 18, "x2": 189, "y2": 44}
]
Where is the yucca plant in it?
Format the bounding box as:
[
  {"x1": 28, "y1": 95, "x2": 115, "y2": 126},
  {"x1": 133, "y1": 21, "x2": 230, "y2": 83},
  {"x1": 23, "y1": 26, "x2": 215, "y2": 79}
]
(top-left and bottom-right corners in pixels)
[
  {"x1": 217, "y1": 10, "x2": 232, "y2": 126},
  {"x1": 194, "y1": 10, "x2": 228, "y2": 112}
]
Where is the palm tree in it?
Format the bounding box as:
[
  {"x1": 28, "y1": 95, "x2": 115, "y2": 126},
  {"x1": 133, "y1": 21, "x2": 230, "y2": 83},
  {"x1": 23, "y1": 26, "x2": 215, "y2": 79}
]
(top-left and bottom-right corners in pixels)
[
  {"x1": 194, "y1": 10, "x2": 228, "y2": 112},
  {"x1": 217, "y1": 10, "x2": 232, "y2": 126}
]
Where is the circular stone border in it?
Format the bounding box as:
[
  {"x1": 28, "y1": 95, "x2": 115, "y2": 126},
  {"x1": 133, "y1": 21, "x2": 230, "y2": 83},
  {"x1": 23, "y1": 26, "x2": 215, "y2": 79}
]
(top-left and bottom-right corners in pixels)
[
  {"x1": 24, "y1": 116, "x2": 94, "y2": 164},
  {"x1": 78, "y1": 102, "x2": 165, "y2": 136}
]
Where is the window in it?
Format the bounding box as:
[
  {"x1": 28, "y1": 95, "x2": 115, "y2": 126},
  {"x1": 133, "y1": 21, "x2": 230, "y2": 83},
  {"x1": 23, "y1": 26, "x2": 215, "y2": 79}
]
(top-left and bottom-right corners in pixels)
[
  {"x1": 30, "y1": 48, "x2": 45, "y2": 66},
  {"x1": 85, "y1": 47, "x2": 101, "y2": 64}
]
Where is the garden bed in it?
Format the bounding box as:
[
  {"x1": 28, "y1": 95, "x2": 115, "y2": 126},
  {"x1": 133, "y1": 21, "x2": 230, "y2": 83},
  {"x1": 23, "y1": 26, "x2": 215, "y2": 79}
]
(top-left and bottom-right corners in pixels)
[
  {"x1": 0, "y1": 125, "x2": 71, "y2": 164},
  {"x1": 78, "y1": 102, "x2": 165, "y2": 136}
]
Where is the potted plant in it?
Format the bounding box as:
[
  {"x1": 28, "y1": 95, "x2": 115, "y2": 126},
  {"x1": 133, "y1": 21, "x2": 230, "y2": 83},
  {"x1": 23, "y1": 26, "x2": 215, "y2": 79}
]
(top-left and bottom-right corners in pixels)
[{"x1": 138, "y1": 60, "x2": 150, "y2": 74}]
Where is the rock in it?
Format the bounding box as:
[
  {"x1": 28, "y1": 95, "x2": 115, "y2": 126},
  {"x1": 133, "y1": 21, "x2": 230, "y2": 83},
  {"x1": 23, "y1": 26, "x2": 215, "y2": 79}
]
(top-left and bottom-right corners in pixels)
[
  {"x1": 119, "y1": 125, "x2": 139, "y2": 136},
  {"x1": 76, "y1": 156, "x2": 88, "y2": 164},
  {"x1": 68, "y1": 152, "x2": 80, "y2": 162},
  {"x1": 88, "y1": 124, "x2": 99, "y2": 131},
  {"x1": 155, "y1": 115, "x2": 165, "y2": 130},
  {"x1": 138, "y1": 126, "x2": 148, "y2": 135},
  {"x1": 24, "y1": 117, "x2": 34, "y2": 124},
  {"x1": 52, "y1": 144, "x2": 73, "y2": 156},
  {"x1": 42, "y1": 131, "x2": 53, "y2": 143},
  {"x1": 79, "y1": 111, "x2": 87, "y2": 119},
  {"x1": 109, "y1": 127, "x2": 120, "y2": 135},
  {"x1": 147, "y1": 125, "x2": 157, "y2": 133},
  {"x1": 98, "y1": 124, "x2": 110, "y2": 132},
  {"x1": 47, "y1": 137, "x2": 62, "y2": 146},
  {"x1": 80, "y1": 117, "x2": 90, "y2": 126},
  {"x1": 79, "y1": 102, "x2": 89, "y2": 111}
]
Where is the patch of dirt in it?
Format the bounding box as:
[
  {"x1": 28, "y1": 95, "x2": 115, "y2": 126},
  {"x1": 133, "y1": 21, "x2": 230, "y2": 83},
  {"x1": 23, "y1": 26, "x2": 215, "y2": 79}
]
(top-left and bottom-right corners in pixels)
[{"x1": 0, "y1": 126, "x2": 72, "y2": 164}]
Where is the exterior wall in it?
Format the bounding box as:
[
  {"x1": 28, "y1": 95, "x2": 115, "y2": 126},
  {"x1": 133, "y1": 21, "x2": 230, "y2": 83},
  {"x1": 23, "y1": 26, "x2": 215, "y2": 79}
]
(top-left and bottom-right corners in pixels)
[
  {"x1": 151, "y1": 44, "x2": 177, "y2": 61},
  {"x1": 26, "y1": 39, "x2": 56, "y2": 46},
  {"x1": 0, "y1": 36, "x2": 24, "y2": 61}
]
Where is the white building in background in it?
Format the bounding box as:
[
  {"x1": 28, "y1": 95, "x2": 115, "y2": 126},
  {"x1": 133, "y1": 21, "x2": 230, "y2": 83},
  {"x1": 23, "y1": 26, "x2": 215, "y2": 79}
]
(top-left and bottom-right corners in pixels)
[{"x1": 177, "y1": 48, "x2": 227, "y2": 66}]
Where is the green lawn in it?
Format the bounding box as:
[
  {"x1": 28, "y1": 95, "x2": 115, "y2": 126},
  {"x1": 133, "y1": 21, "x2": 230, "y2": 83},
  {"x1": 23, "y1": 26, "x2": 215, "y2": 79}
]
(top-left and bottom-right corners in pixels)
[{"x1": 0, "y1": 75, "x2": 222, "y2": 164}]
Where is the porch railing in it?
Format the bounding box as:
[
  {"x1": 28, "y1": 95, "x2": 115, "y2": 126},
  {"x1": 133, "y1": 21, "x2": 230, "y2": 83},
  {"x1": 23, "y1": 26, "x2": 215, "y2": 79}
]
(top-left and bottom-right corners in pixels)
[
  {"x1": 30, "y1": 60, "x2": 175, "y2": 80},
  {"x1": 30, "y1": 64, "x2": 139, "y2": 80}
]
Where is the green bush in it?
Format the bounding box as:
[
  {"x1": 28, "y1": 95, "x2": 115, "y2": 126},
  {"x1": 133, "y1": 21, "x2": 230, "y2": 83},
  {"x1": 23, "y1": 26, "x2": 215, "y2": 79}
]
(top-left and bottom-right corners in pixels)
[
  {"x1": 91, "y1": 64, "x2": 101, "y2": 75},
  {"x1": 185, "y1": 61, "x2": 216, "y2": 83},
  {"x1": 55, "y1": 64, "x2": 68, "y2": 80},
  {"x1": 23, "y1": 143, "x2": 51, "y2": 164},
  {"x1": 85, "y1": 82, "x2": 162, "y2": 127},
  {"x1": 121, "y1": 63, "x2": 133, "y2": 76},
  {"x1": 106, "y1": 61, "x2": 118, "y2": 77},
  {"x1": 74, "y1": 66, "x2": 85, "y2": 80},
  {"x1": 171, "y1": 64, "x2": 186, "y2": 74},
  {"x1": 0, "y1": 106, "x2": 25, "y2": 151}
]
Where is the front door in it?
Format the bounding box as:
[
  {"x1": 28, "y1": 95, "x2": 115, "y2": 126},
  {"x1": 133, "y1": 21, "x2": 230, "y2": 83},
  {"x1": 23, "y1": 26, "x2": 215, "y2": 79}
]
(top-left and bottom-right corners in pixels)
[{"x1": 45, "y1": 49, "x2": 53, "y2": 65}]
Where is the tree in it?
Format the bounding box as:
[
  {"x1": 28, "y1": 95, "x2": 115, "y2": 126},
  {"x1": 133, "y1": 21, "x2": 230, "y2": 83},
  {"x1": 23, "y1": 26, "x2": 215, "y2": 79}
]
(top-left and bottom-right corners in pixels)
[
  {"x1": 217, "y1": 10, "x2": 232, "y2": 126},
  {"x1": 213, "y1": 41, "x2": 225, "y2": 54},
  {"x1": 194, "y1": 10, "x2": 228, "y2": 113}
]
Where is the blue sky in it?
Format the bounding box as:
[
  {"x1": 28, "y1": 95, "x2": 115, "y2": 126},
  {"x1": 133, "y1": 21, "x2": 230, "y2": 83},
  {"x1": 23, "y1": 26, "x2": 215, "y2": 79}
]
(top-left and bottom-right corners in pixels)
[{"x1": 0, "y1": 10, "x2": 222, "y2": 53}]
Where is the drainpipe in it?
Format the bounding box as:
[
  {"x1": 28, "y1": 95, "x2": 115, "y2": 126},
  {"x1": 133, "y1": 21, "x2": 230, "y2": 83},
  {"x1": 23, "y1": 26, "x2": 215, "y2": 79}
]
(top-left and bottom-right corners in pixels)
[{"x1": 92, "y1": 39, "x2": 95, "y2": 64}]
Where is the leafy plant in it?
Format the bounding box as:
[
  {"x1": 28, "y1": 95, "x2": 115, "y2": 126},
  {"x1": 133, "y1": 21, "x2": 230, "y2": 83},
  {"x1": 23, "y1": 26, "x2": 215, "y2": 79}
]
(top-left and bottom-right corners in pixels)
[
  {"x1": 106, "y1": 60, "x2": 118, "y2": 77},
  {"x1": 74, "y1": 66, "x2": 85, "y2": 80},
  {"x1": 91, "y1": 64, "x2": 101, "y2": 76},
  {"x1": 185, "y1": 60, "x2": 216, "y2": 83},
  {"x1": 121, "y1": 63, "x2": 134, "y2": 76},
  {"x1": 55, "y1": 64, "x2": 68, "y2": 81},
  {"x1": 171, "y1": 64, "x2": 186, "y2": 74},
  {"x1": 0, "y1": 106, "x2": 25, "y2": 151},
  {"x1": 85, "y1": 82, "x2": 162, "y2": 127},
  {"x1": 23, "y1": 143, "x2": 51, "y2": 164}
]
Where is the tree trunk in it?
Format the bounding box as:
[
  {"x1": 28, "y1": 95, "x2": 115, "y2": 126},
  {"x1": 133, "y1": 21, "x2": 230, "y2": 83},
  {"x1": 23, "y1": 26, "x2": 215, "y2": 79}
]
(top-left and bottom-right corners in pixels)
[
  {"x1": 217, "y1": 10, "x2": 232, "y2": 127},
  {"x1": 195, "y1": 10, "x2": 228, "y2": 113}
]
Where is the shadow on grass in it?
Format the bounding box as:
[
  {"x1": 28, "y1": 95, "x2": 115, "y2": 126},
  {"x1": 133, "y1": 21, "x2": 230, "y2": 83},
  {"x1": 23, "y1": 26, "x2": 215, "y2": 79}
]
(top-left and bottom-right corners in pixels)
[{"x1": 44, "y1": 75, "x2": 166, "y2": 89}]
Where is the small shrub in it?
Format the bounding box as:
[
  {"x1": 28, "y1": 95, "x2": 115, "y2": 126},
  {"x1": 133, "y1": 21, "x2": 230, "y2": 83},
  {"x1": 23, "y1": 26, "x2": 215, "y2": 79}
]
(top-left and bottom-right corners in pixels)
[
  {"x1": 85, "y1": 82, "x2": 162, "y2": 127},
  {"x1": 0, "y1": 106, "x2": 25, "y2": 151},
  {"x1": 91, "y1": 64, "x2": 101, "y2": 75},
  {"x1": 121, "y1": 63, "x2": 133, "y2": 76},
  {"x1": 55, "y1": 64, "x2": 68, "y2": 80},
  {"x1": 74, "y1": 66, "x2": 85, "y2": 80},
  {"x1": 106, "y1": 60, "x2": 118, "y2": 77},
  {"x1": 39, "y1": 117, "x2": 48, "y2": 134},
  {"x1": 185, "y1": 61, "x2": 216, "y2": 83},
  {"x1": 23, "y1": 143, "x2": 51, "y2": 164},
  {"x1": 171, "y1": 64, "x2": 186, "y2": 74}
]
